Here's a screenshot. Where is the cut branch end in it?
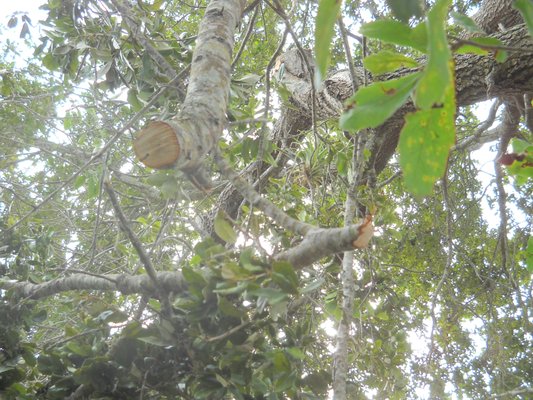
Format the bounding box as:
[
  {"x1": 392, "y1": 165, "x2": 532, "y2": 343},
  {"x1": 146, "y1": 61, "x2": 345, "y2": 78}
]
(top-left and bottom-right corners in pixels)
[{"x1": 133, "y1": 121, "x2": 180, "y2": 169}]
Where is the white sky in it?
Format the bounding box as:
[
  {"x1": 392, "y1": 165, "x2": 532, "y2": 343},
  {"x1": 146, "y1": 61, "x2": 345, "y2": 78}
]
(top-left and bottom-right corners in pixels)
[{"x1": 1, "y1": 0, "x2": 46, "y2": 18}]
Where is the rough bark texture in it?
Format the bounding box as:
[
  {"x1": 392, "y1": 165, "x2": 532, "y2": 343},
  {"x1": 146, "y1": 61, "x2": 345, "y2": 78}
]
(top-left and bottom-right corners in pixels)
[
  {"x1": 133, "y1": 0, "x2": 245, "y2": 184},
  {"x1": 471, "y1": 0, "x2": 523, "y2": 33},
  {"x1": 206, "y1": 22, "x2": 533, "y2": 239},
  {"x1": 276, "y1": 24, "x2": 533, "y2": 180}
]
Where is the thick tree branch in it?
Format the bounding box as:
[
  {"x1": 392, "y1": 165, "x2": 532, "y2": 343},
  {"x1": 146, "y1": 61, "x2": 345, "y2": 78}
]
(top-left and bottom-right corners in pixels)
[
  {"x1": 203, "y1": 23, "x2": 533, "y2": 240},
  {"x1": 274, "y1": 217, "x2": 373, "y2": 269},
  {"x1": 213, "y1": 148, "x2": 314, "y2": 236},
  {"x1": 133, "y1": 0, "x2": 245, "y2": 187},
  {"x1": 1, "y1": 271, "x2": 186, "y2": 301},
  {"x1": 266, "y1": 24, "x2": 533, "y2": 178}
]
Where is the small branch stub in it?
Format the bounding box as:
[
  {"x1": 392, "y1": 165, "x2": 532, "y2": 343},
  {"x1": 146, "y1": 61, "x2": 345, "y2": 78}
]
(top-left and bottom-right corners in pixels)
[{"x1": 133, "y1": 121, "x2": 180, "y2": 169}]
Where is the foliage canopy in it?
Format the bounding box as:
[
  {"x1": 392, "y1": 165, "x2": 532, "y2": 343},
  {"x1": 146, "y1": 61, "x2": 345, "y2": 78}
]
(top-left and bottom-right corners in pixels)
[{"x1": 0, "y1": 0, "x2": 532, "y2": 399}]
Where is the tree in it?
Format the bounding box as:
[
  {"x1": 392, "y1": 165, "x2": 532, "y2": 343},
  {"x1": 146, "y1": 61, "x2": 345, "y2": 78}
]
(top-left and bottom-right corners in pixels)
[{"x1": 0, "y1": 0, "x2": 532, "y2": 398}]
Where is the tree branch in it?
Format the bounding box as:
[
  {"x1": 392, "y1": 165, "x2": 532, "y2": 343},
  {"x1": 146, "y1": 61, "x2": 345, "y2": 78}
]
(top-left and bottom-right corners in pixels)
[
  {"x1": 1, "y1": 271, "x2": 186, "y2": 301},
  {"x1": 274, "y1": 216, "x2": 373, "y2": 269},
  {"x1": 133, "y1": 0, "x2": 245, "y2": 186},
  {"x1": 213, "y1": 148, "x2": 314, "y2": 236},
  {"x1": 103, "y1": 179, "x2": 161, "y2": 288}
]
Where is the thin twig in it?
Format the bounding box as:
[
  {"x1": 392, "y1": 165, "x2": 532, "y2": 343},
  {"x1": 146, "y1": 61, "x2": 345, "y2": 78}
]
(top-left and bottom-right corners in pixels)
[
  {"x1": 213, "y1": 147, "x2": 314, "y2": 236},
  {"x1": 338, "y1": 17, "x2": 359, "y2": 93},
  {"x1": 103, "y1": 179, "x2": 160, "y2": 288},
  {"x1": 6, "y1": 72, "x2": 185, "y2": 233},
  {"x1": 232, "y1": 5, "x2": 259, "y2": 69},
  {"x1": 426, "y1": 172, "x2": 454, "y2": 370},
  {"x1": 452, "y1": 99, "x2": 501, "y2": 152},
  {"x1": 111, "y1": 0, "x2": 186, "y2": 98},
  {"x1": 205, "y1": 321, "x2": 250, "y2": 342}
]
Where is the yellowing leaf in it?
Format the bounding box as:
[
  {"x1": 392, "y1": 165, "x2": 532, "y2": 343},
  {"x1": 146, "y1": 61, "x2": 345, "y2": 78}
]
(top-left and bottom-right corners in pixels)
[
  {"x1": 415, "y1": 0, "x2": 452, "y2": 110},
  {"x1": 399, "y1": 72, "x2": 456, "y2": 196}
]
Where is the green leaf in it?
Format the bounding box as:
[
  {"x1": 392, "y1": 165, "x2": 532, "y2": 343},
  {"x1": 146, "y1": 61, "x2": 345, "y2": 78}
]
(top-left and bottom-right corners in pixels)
[
  {"x1": 20, "y1": 22, "x2": 30, "y2": 39},
  {"x1": 137, "y1": 335, "x2": 175, "y2": 347},
  {"x1": 314, "y1": 0, "x2": 342, "y2": 84},
  {"x1": 360, "y1": 20, "x2": 427, "y2": 53},
  {"x1": 336, "y1": 151, "x2": 348, "y2": 176},
  {"x1": 218, "y1": 296, "x2": 244, "y2": 318},
  {"x1": 410, "y1": 22, "x2": 429, "y2": 53},
  {"x1": 127, "y1": 89, "x2": 143, "y2": 112},
  {"x1": 65, "y1": 342, "x2": 92, "y2": 357},
  {"x1": 514, "y1": 0, "x2": 533, "y2": 38},
  {"x1": 74, "y1": 175, "x2": 86, "y2": 189},
  {"x1": 233, "y1": 73, "x2": 262, "y2": 86},
  {"x1": 182, "y1": 266, "x2": 206, "y2": 286},
  {"x1": 377, "y1": 311, "x2": 390, "y2": 321},
  {"x1": 214, "y1": 213, "x2": 237, "y2": 244},
  {"x1": 221, "y1": 262, "x2": 250, "y2": 281},
  {"x1": 301, "y1": 277, "x2": 325, "y2": 294},
  {"x1": 160, "y1": 179, "x2": 179, "y2": 198},
  {"x1": 240, "y1": 248, "x2": 263, "y2": 272},
  {"x1": 8, "y1": 16, "x2": 18, "y2": 28},
  {"x1": 87, "y1": 174, "x2": 99, "y2": 199},
  {"x1": 363, "y1": 50, "x2": 419, "y2": 74},
  {"x1": 507, "y1": 139, "x2": 533, "y2": 185},
  {"x1": 511, "y1": 138, "x2": 532, "y2": 153},
  {"x1": 249, "y1": 288, "x2": 288, "y2": 305},
  {"x1": 399, "y1": 78, "x2": 456, "y2": 196},
  {"x1": 42, "y1": 53, "x2": 60, "y2": 71},
  {"x1": 451, "y1": 11, "x2": 483, "y2": 33},
  {"x1": 386, "y1": 0, "x2": 424, "y2": 23},
  {"x1": 507, "y1": 156, "x2": 533, "y2": 185},
  {"x1": 455, "y1": 37, "x2": 508, "y2": 62},
  {"x1": 95, "y1": 309, "x2": 128, "y2": 323},
  {"x1": 121, "y1": 321, "x2": 143, "y2": 338},
  {"x1": 148, "y1": 0, "x2": 164, "y2": 11},
  {"x1": 271, "y1": 261, "x2": 299, "y2": 294},
  {"x1": 146, "y1": 172, "x2": 171, "y2": 186},
  {"x1": 414, "y1": 0, "x2": 452, "y2": 110},
  {"x1": 340, "y1": 72, "x2": 420, "y2": 131},
  {"x1": 286, "y1": 347, "x2": 306, "y2": 360}
]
